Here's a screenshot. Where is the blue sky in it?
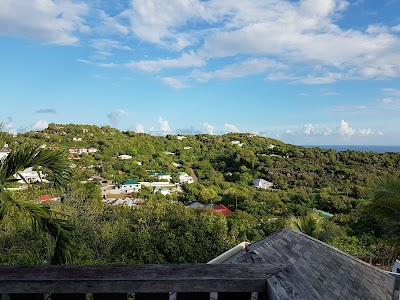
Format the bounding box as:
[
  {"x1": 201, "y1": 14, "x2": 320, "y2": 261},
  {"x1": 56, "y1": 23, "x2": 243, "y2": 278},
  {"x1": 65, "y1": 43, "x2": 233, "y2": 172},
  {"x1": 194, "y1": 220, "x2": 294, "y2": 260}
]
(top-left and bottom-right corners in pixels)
[{"x1": 1, "y1": 0, "x2": 400, "y2": 145}]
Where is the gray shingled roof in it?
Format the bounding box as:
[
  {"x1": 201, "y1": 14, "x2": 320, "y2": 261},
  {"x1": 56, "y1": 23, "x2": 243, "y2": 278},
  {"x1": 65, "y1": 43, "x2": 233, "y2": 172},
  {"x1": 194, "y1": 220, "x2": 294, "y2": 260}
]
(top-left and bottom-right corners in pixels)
[{"x1": 223, "y1": 228, "x2": 397, "y2": 300}]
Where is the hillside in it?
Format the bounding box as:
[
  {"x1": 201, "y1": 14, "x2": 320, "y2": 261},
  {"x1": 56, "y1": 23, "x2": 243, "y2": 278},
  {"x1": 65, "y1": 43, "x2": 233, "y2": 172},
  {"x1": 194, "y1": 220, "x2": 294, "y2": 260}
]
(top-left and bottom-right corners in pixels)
[{"x1": 1, "y1": 123, "x2": 399, "y2": 264}]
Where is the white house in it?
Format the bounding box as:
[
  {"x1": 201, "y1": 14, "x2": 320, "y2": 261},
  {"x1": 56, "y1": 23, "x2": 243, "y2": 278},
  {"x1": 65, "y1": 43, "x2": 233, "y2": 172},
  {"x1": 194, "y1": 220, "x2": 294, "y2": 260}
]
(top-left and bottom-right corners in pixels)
[
  {"x1": 183, "y1": 146, "x2": 192, "y2": 150},
  {"x1": 230, "y1": 141, "x2": 244, "y2": 147},
  {"x1": 177, "y1": 135, "x2": 186, "y2": 140},
  {"x1": 14, "y1": 167, "x2": 48, "y2": 184},
  {"x1": 119, "y1": 154, "x2": 132, "y2": 160},
  {"x1": 171, "y1": 162, "x2": 182, "y2": 168},
  {"x1": 120, "y1": 179, "x2": 141, "y2": 193},
  {"x1": 87, "y1": 147, "x2": 98, "y2": 153},
  {"x1": 178, "y1": 172, "x2": 194, "y2": 184},
  {"x1": 252, "y1": 178, "x2": 274, "y2": 190},
  {"x1": 69, "y1": 147, "x2": 79, "y2": 154},
  {"x1": 157, "y1": 173, "x2": 172, "y2": 182},
  {"x1": 0, "y1": 144, "x2": 10, "y2": 160},
  {"x1": 73, "y1": 136, "x2": 83, "y2": 141},
  {"x1": 268, "y1": 144, "x2": 276, "y2": 149},
  {"x1": 153, "y1": 186, "x2": 171, "y2": 196}
]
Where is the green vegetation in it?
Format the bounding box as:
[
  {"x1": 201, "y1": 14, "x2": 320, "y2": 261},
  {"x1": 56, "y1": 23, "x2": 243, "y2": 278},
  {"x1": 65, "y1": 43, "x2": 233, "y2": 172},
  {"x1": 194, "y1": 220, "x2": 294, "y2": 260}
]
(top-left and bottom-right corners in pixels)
[{"x1": 0, "y1": 123, "x2": 399, "y2": 264}]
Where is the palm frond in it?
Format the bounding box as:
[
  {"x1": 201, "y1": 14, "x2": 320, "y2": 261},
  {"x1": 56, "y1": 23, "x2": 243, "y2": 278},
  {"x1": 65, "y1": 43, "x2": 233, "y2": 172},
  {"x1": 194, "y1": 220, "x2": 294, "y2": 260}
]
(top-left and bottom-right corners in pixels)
[
  {"x1": 0, "y1": 146, "x2": 71, "y2": 187},
  {"x1": 0, "y1": 191, "x2": 75, "y2": 264}
]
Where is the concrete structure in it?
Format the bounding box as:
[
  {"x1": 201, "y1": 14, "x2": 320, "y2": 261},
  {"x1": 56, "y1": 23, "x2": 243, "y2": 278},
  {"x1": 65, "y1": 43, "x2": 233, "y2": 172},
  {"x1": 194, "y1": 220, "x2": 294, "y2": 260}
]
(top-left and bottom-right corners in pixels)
[
  {"x1": 252, "y1": 178, "x2": 274, "y2": 190},
  {"x1": 118, "y1": 154, "x2": 132, "y2": 160}
]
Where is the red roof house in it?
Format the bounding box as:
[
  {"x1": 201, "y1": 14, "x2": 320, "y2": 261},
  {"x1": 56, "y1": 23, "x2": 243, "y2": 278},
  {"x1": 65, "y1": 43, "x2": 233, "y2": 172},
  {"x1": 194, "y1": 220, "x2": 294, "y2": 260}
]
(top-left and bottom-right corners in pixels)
[{"x1": 213, "y1": 204, "x2": 233, "y2": 217}]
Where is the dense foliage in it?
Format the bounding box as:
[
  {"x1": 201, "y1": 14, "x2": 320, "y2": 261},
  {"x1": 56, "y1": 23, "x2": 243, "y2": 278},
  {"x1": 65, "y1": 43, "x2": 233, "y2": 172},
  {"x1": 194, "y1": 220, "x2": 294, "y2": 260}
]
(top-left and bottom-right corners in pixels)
[{"x1": 1, "y1": 123, "x2": 399, "y2": 264}]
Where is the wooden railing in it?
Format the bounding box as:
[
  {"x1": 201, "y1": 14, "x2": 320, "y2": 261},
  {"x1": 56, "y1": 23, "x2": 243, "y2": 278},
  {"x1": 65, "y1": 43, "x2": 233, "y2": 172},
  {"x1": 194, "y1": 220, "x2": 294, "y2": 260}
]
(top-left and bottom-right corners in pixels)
[
  {"x1": 357, "y1": 256, "x2": 393, "y2": 271},
  {"x1": 0, "y1": 264, "x2": 287, "y2": 300}
]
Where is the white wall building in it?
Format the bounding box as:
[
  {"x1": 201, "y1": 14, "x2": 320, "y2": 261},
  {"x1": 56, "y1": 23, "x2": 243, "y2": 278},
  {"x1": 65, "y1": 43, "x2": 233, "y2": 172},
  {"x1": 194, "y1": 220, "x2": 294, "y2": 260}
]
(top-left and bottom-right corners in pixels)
[{"x1": 252, "y1": 178, "x2": 274, "y2": 190}]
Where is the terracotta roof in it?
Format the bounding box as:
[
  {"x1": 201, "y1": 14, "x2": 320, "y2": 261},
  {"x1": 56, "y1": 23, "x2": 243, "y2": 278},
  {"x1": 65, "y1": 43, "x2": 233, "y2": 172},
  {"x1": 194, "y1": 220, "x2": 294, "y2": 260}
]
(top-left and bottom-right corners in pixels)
[{"x1": 213, "y1": 204, "x2": 233, "y2": 216}]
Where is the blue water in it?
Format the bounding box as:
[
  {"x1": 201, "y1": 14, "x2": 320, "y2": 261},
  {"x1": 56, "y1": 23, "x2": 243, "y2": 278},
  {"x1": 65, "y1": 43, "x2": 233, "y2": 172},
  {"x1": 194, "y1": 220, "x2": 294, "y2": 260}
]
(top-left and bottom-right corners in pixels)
[{"x1": 302, "y1": 145, "x2": 400, "y2": 153}]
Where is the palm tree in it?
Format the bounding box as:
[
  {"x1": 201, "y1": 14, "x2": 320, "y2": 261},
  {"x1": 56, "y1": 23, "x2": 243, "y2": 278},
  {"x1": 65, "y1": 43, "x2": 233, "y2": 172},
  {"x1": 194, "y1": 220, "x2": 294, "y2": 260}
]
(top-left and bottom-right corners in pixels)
[
  {"x1": 287, "y1": 211, "x2": 344, "y2": 243},
  {"x1": 364, "y1": 179, "x2": 400, "y2": 262},
  {"x1": 0, "y1": 143, "x2": 74, "y2": 264}
]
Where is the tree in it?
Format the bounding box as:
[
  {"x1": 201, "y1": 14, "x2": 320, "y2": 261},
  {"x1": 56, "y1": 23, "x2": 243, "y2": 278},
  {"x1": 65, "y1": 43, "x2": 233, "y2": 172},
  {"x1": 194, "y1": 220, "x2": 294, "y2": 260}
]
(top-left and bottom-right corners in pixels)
[
  {"x1": 0, "y1": 145, "x2": 74, "y2": 264},
  {"x1": 287, "y1": 211, "x2": 344, "y2": 243},
  {"x1": 364, "y1": 179, "x2": 400, "y2": 261}
]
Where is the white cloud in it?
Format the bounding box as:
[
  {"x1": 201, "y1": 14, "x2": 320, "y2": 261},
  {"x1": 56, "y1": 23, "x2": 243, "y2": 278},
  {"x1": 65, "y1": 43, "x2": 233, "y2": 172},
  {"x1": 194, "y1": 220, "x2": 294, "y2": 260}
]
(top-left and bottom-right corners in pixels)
[
  {"x1": 191, "y1": 59, "x2": 286, "y2": 82},
  {"x1": 382, "y1": 88, "x2": 400, "y2": 96},
  {"x1": 224, "y1": 123, "x2": 239, "y2": 133},
  {"x1": 30, "y1": 120, "x2": 48, "y2": 131},
  {"x1": 135, "y1": 123, "x2": 145, "y2": 133},
  {"x1": 323, "y1": 127, "x2": 333, "y2": 136},
  {"x1": 125, "y1": 52, "x2": 205, "y2": 72},
  {"x1": 0, "y1": 0, "x2": 89, "y2": 44},
  {"x1": 158, "y1": 116, "x2": 170, "y2": 132},
  {"x1": 358, "y1": 128, "x2": 374, "y2": 136},
  {"x1": 337, "y1": 120, "x2": 355, "y2": 137},
  {"x1": 161, "y1": 77, "x2": 189, "y2": 89},
  {"x1": 303, "y1": 123, "x2": 318, "y2": 136},
  {"x1": 203, "y1": 123, "x2": 214, "y2": 135}
]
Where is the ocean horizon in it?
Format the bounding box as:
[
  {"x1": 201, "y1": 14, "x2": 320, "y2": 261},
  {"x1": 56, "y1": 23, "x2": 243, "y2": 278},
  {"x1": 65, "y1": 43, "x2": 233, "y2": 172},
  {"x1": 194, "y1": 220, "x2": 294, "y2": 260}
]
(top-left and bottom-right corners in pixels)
[{"x1": 301, "y1": 145, "x2": 400, "y2": 153}]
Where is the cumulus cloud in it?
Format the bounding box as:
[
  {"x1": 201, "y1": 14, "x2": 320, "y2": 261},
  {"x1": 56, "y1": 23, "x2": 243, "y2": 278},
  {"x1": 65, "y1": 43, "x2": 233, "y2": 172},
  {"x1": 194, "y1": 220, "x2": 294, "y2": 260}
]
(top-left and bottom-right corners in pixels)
[
  {"x1": 303, "y1": 123, "x2": 318, "y2": 136},
  {"x1": 107, "y1": 109, "x2": 135, "y2": 127},
  {"x1": 323, "y1": 127, "x2": 333, "y2": 136},
  {"x1": 0, "y1": 0, "x2": 89, "y2": 44},
  {"x1": 35, "y1": 108, "x2": 56, "y2": 114},
  {"x1": 135, "y1": 123, "x2": 145, "y2": 133},
  {"x1": 337, "y1": 120, "x2": 356, "y2": 137},
  {"x1": 30, "y1": 120, "x2": 48, "y2": 131},
  {"x1": 158, "y1": 116, "x2": 170, "y2": 132},
  {"x1": 224, "y1": 123, "x2": 239, "y2": 133},
  {"x1": 203, "y1": 123, "x2": 214, "y2": 135},
  {"x1": 358, "y1": 128, "x2": 374, "y2": 136},
  {"x1": 115, "y1": 0, "x2": 400, "y2": 83}
]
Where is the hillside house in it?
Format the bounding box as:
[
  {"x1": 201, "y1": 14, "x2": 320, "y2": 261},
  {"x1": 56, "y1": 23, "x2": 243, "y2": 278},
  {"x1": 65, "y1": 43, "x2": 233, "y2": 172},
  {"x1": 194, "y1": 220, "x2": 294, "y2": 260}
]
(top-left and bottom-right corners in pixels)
[
  {"x1": 69, "y1": 147, "x2": 79, "y2": 154},
  {"x1": 0, "y1": 144, "x2": 10, "y2": 160},
  {"x1": 153, "y1": 186, "x2": 171, "y2": 196},
  {"x1": 213, "y1": 204, "x2": 233, "y2": 216},
  {"x1": 177, "y1": 135, "x2": 186, "y2": 140},
  {"x1": 230, "y1": 140, "x2": 244, "y2": 147},
  {"x1": 183, "y1": 146, "x2": 192, "y2": 150},
  {"x1": 73, "y1": 136, "x2": 83, "y2": 141},
  {"x1": 119, "y1": 154, "x2": 132, "y2": 160},
  {"x1": 252, "y1": 178, "x2": 274, "y2": 190},
  {"x1": 178, "y1": 172, "x2": 194, "y2": 184},
  {"x1": 36, "y1": 195, "x2": 61, "y2": 203},
  {"x1": 87, "y1": 147, "x2": 98, "y2": 153},
  {"x1": 157, "y1": 172, "x2": 172, "y2": 182},
  {"x1": 14, "y1": 167, "x2": 48, "y2": 183},
  {"x1": 120, "y1": 179, "x2": 141, "y2": 193}
]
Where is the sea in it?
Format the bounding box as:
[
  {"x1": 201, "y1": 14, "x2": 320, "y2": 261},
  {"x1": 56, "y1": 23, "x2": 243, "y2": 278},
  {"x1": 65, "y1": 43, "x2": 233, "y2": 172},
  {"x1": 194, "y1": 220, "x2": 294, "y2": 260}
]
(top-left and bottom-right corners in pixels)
[{"x1": 301, "y1": 145, "x2": 400, "y2": 153}]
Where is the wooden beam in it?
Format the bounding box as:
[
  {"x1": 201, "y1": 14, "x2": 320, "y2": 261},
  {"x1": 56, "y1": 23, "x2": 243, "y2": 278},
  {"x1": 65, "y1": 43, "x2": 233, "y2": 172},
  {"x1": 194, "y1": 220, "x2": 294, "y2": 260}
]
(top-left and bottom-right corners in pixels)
[{"x1": 0, "y1": 264, "x2": 286, "y2": 294}]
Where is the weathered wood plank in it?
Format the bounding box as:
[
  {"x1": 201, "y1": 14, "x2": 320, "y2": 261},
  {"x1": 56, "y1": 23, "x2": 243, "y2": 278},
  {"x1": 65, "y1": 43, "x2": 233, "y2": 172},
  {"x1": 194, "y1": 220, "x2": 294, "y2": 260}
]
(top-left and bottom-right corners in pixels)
[
  {"x1": 0, "y1": 264, "x2": 286, "y2": 294},
  {"x1": 8, "y1": 294, "x2": 44, "y2": 300}
]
